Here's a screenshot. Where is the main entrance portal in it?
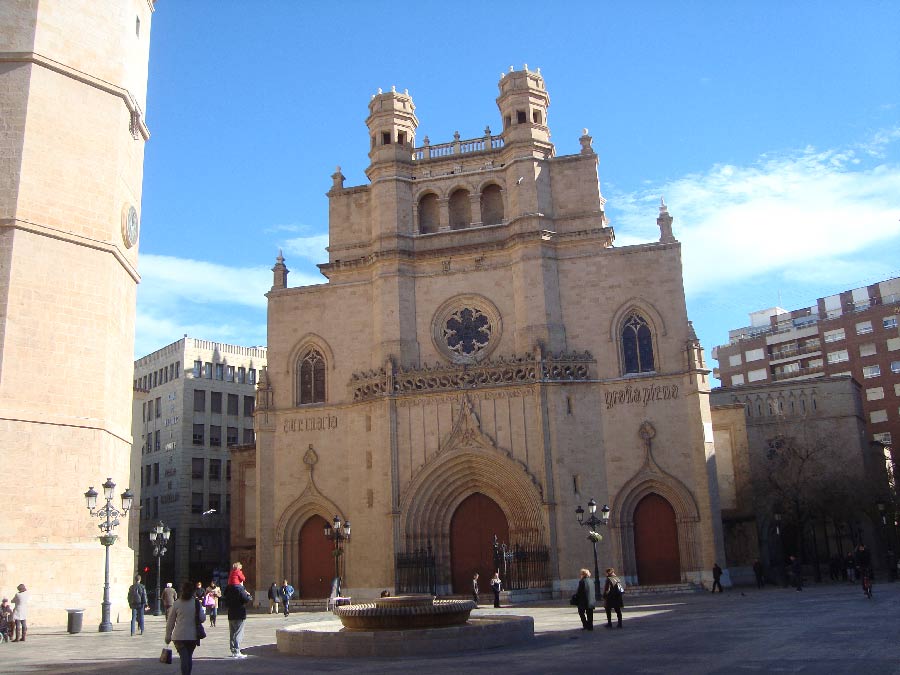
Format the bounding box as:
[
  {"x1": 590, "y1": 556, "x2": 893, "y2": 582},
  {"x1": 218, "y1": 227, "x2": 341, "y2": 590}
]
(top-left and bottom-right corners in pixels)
[
  {"x1": 450, "y1": 493, "x2": 509, "y2": 595},
  {"x1": 633, "y1": 493, "x2": 681, "y2": 585},
  {"x1": 298, "y1": 515, "x2": 332, "y2": 598}
]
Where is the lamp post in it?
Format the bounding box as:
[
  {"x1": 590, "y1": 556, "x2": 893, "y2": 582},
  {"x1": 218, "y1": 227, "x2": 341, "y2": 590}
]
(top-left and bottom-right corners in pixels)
[
  {"x1": 575, "y1": 499, "x2": 611, "y2": 601},
  {"x1": 324, "y1": 515, "x2": 351, "y2": 584},
  {"x1": 84, "y1": 478, "x2": 133, "y2": 632},
  {"x1": 148, "y1": 521, "x2": 170, "y2": 616}
]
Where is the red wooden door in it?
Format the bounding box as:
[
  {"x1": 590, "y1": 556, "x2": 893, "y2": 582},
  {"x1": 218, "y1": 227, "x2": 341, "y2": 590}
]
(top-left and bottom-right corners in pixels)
[
  {"x1": 450, "y1": 493, "x2": 509, "y2": 595},
  {"x1": 298, "y1": 515, "x2": 333, "y2": 598},
  {"x1": 633, "y1": 493, "x2": 681, "y2": 585}
]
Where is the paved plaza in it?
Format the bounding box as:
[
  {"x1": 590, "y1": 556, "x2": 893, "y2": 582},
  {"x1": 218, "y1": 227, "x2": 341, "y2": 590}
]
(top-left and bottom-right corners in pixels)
[{"x1": 1, "y1": 583, "x2": 898, "y2": 674}]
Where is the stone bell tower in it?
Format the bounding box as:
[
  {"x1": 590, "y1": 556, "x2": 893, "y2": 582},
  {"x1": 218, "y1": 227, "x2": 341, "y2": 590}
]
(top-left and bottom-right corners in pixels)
[{"x1": 0, "y1": 0, "x2": 155, "y2": 626}]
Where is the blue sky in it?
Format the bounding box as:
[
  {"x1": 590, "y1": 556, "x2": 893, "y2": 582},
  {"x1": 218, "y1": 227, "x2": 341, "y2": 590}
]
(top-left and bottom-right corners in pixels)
[{"x1": 138, "y1": 2, "x2": 900, "y2": 382}]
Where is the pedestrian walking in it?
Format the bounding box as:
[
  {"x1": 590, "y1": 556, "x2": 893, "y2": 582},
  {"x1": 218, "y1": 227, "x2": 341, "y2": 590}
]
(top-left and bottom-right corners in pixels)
[
  {"x1": 573, "y1": 568, "x2": 595, "y2": 630},
  {"x1": 161, "y1": 582, "x2": 177, "y2": 618},
  {"x1": 165, "y1": 581, "x2": 203, "y2": 675},
  {"x1": 223, "y1": 579, "x2": 252, "y2": 658},
  {"x1": 203, "y1": 581, "x2": 221, "y2": 627},
  {"x1": 0, "y1": 597, "x2": 12, "y2": 643},
  {"x1": 603, "y1": 568, "x2": 625, "y2": 629},
  {"x1": 790, "y1": 555, "x2": 803, "y2": 591},
  {"x1": 753, "y1": 560, "x2": 765, "y2": 589},
  {"x1": 490, "y1": 572, "x2": 502, "y2": 608},
  {"x1": 280, "y1": 579, "x2": 295, "y2": 617},
  {"x1": 472, "y1": 572, "x2": 479, "y2": 606},
  {"x1": 127, "y1": 574, "x2": 148, "y2": 636},
  {"x1": 193, "y1": 581, "x2": 204, "y2": 602},
  {"x1": 267, "y1": 582, "x2": 280, "y2": 614},
  {"x1": 712, "y1": 562, "x2": 724, "y2": 593}
]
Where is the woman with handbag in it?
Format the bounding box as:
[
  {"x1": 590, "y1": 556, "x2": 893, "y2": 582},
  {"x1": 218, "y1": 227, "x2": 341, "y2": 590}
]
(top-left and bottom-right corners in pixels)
[
  {"x1": 165, "y1": 581, "x2": 205, "y2": 674},
  {"x1": 203, "y1": 581, "x2": 221, "y2": 627}
]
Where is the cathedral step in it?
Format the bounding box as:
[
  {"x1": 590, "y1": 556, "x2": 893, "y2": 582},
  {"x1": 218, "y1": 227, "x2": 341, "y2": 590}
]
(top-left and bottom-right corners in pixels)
[{"x1": 624, "y1": 583, "x2": 702, "y2": 596}]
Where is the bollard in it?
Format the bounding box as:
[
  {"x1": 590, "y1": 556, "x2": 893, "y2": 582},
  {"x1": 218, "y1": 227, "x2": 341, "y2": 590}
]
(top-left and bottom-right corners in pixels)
[{"x1": 66, "y1": 608, "x2": 85, "y2": 634}]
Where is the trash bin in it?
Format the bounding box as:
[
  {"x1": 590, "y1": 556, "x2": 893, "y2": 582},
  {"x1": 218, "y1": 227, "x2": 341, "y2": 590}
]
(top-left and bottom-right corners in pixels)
[{"x1": 66, "y1": 608, "x2": 85, "y2": 634}]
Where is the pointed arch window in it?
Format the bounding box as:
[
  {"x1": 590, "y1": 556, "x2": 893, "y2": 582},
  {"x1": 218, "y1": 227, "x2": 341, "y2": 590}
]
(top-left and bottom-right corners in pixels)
[
  {"x1": 622, "y1": 312, "x2": 655, "y2": 374},
  {"x1": 297, "y1": 349, "x2": 326, "y2": 405}
]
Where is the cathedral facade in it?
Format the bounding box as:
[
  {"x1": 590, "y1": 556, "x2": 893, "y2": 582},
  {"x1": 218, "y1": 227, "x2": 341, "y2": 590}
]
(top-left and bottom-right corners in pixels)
[{"x1": 248, "y1": 68, "x2": 725, "y2": 600}]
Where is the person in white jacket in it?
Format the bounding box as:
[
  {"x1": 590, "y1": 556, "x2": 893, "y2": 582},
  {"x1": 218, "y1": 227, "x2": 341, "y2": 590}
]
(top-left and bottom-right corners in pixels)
[
  {"x1": 11, "y1": 584, "x2": 29, "y2": 642},
  {"x1": 165, "y1": 581, "x2": 202, "y2": 674}
]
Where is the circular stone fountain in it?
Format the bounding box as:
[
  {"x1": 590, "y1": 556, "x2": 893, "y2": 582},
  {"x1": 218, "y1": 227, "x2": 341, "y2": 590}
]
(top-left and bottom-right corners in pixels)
[
  {"x1": 276, "y1": 595, "x2": 534, "y2": 658},
  {"x1": 335, "y1": 595, "x2": 474, "y2": 629}
]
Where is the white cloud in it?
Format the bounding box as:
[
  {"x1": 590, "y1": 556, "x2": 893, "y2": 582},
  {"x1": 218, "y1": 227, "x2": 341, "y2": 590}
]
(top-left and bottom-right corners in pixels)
[
  {"x1": 608, "y1": 133, "x2": 900, "y2": 297},
  {"x1": 282, "y1": 234, "x2": 330, "y2": 264}
]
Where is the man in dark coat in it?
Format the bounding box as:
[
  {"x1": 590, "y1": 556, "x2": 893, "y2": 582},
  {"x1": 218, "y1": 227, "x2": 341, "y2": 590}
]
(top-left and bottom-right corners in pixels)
[
  {"x1": 712, "y1": 563, "x2": 724, "y2": 593},
  {"x1": 223, "y1": 583, "x2": 252, "y2": 658},
  {"x1": 127, "y1": 574, "x2": 149, "y2": 636},
  {"x1": 574, "y1": 568, "x2": 595, "y2": 630}
]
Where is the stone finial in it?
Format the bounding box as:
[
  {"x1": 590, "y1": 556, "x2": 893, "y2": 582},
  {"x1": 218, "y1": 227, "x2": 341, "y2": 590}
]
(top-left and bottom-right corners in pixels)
[
  {"x1": 404, "y1": 88, "x2": 409, "y2": 95},
  {"x1": 579, "y1": 128, "x2": 594, "y2": 155},
  {"x1": 377, "y1": 87, "x2": 383, "y2": 94},
  {"x1": 453, "y1": 130, "x2": 460, "y2": 141},
  {"x1": 484, "y1": 125, "x2": 491, "y2": 136},
  {"x1": 657, "y1": 197, "x2": 676, "y2": 243},
  {"x1": 687, "y1": 320, "x2": 699, "y2": 342},
  {"x1": 272, "y1": 250, "x2": 289, "y2": 290},
  {"x1": 524, "y1": 63, "x2": 529, "y2": 71},
  {"x1": 537, "y1": 67, "x2": 541, "y2": 74},
  {"x1": 331, "y1": 166, "x2": 345, "y2": 190},
  {"x1": 423, "y1": 135, "x2": 430, "y2": 146},
  {"x1": 509, "y1": 65, "x2": 514, "y2": 72},
  {"x1": 391, "y1": 85, "x2": 396, "y2": 92}
]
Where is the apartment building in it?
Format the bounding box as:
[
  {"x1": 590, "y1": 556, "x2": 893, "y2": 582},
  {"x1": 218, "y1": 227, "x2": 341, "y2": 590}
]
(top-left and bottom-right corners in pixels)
[
  {"x1": 713, "y1": 277, "x2": 900, "y2": 464},
  {"x1": 133, "y1": 336, "x2": 266, "y2": 587}
]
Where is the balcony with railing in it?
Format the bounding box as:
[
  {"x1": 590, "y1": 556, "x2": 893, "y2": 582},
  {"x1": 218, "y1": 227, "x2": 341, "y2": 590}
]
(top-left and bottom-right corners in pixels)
[
  {"x1": 412, "y1": 129, "x2": 505, "y2": 161},
  {"x1": 771, "y1": 364, "x2": 825, "y2": 381}
]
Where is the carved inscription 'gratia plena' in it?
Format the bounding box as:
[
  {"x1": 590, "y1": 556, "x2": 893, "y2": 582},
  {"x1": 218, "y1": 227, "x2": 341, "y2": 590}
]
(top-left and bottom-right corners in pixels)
[
  {"x1": 605, "y1": 383, "x2": 679, "y2": 410},
  {"x1": 283, "y1": 415, "x2": 338, "y2": 433}
]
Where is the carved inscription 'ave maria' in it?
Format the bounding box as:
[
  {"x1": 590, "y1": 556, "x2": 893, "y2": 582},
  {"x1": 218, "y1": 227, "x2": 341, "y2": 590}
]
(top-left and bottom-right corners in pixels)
[{"x1": 605, "y1": 383, "x2": 679, "y2": 410}]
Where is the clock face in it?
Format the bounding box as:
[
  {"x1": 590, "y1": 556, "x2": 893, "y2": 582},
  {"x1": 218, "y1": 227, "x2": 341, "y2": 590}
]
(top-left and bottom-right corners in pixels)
[{"x1": 122, "y1": 204, "x2": 139, "y2": 248}]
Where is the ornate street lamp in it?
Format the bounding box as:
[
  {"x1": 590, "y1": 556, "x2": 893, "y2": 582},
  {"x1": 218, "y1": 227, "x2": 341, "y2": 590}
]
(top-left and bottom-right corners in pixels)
[
  {"x1": 148, "y1": 521, "x2": 171, "y2": 616},
  {"x1": 84, "y1": 478, "x2": 133, "y2": 632},
  {"x1": 575, "y1": 498, "x2": 611, "y2": 600},
  {"x1": 324, "y1": 514, "x2": 351, "y2": 584}
]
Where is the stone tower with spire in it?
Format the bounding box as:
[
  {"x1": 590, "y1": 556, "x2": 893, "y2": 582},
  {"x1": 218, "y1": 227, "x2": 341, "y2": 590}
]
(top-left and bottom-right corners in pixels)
[{"x1": 0, "y1": 1, "x2": 155, "y2": 626}]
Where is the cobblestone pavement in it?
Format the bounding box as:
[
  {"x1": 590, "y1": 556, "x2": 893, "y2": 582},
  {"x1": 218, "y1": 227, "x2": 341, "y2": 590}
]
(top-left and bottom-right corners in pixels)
[{"x1": 1, "y1": 583, "x2": 898, "y2": 674}]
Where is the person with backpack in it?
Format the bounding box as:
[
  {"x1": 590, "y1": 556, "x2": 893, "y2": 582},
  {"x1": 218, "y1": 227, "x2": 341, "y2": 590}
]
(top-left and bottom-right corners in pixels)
[
  {"x1": 603, "y1": 567, "x2": 625, "y2": 629},
  {"x1": 280, "y1": 579, "x2": 295, "y2": 617},
  {"x1": 203, "y1": 581, "x2": 221, "y2": 627},
  {"x1": 127, "y1": 574, "x2": 149, "y2": 636}
]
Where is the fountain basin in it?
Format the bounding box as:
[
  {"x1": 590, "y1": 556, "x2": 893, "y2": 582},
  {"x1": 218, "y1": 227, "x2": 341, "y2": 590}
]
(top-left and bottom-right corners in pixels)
[{"x1": 336, "y1": 595, "x2": 474, "y2": 630}]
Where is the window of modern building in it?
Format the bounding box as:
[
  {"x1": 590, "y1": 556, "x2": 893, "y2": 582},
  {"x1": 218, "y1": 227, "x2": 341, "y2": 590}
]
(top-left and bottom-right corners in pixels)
[
  {"x1": 827, "y1": 349, "x2": 849, "y2": 364},
  {"x1": 175, "y1": 361, "x2": 181, "y2": 378},
  {"x1": 859, "y1": 343, "x2": 877, "y2": 358},
  {"x1": 832, "y1": 371, "x2": 851, "y2": 377},
  {"x1": 249, "y1": 368, "x2": 257, "y2": 385},
  {"x1": 225, "y1": 494, "x2": 231, "y2": 514},
  {"x1": 874, "y1": 432, "x2": 893, "y2": 445},
  {"x1": 862, "y1": 365, "x2": 881, "y2": 379},
  {"x1": 215, "y1": 363, "x2": 224, "y2": 380},
  {"x1": 209, "y1": 458, "x2": 221, "y2": 481},
  {"x1": 226, "y1": 365, "x2": 235, "y2": 382},
  {"x1": 226, "y1": 460, "x2": 231, "y2": 481},
  {"x1": 193, "y1": 360, "x2": 202, "y2": 377},
  {"x1": 891, "y1": 360, "x2": 900, "y2": 374},
  {"x1": 204, "y1": 362, "x2": 213, "y2": 379},
  {"x1": 145, "y1": 464, "x2": 151, "y2": 486},
  {"x1": 153, "y1": 462, "x2": 159, "y2": 484},
  {"x1": 298, "y1": 349, "x2": 327, "y2": 403},
  {"x1": 856, "y1": 320, "x2": 873, "y2": 335},
  {"x1": 193, "y1": 389, "x2": 206, "y2": 412},
  {"x1": 191, "y1": 492, "x2": 203, "y2": 514},
  {"x1": 209, "y1": 425, "x2": 222, "y2": 447},
  {"x1": 744, "y1": 348, "x2": 765, "y2": 362},
  {"x1": 143, "y1": 498, "x2": 150, "y2": 520},
  {"x1": 153, "y1": 496, "x2": 158, "y2": 518},
  {"x1": 807, "y1": 358, "x2": 823, "y2": 368},
  {"x1": 237, "y1": 367, "x2": 246, "y2": 384},
  {"x1": 191, "y1": 458, "x2": 204, "y2": 480},
  {"x1": 211, "y1": 392, "x2": 222, "y2": 414},
  {"x1": 155, "y1": 397, "x2": 161, "y2": 418},
  {"x1": 192, "y1": 424, "x2": 204, "y2": 445},
  {"x1": 242, "y1": 428, "x2": 254, "y2": 444},
  {"x1": 209, "y1": 493, "x2": 221, "y2": 513},
  {"x1": 227, "y1": 393, "x2": 239, "y2": 416},
  {"x1": 154, "y1": 430, "x2": 160, "y2": 452},
  {"x1": 888, "y1": 337, "x2": 900, "y2": 352},
  {"x1": 870, "y1": 410, "x2": 888, "y2": 423},
  {"x1": 728, "y1": 354, "x2": 742, "y2": 367},
  {"x1": 731, "y1": 373, "x2": 745, "y2": 386},
  {"x1": 884, "y1": 316, "x2": 899, "y2": 330},
  {"x1": 621, "y1": 313, "x2": 655, "y2": 374},
  {"x1": 243, "y1": 396, "x2": 254, "y2": 417},
  {"x1": 227, "y1": 426, "x2": 238, "y2": 446},
  {"x1": 866, "y1": 387, "x2": 885, "y2": 401},
  {"x1": 823, "y1": 328, "x2": 845, "y2": 343},
  {"x1": 747, "y1": 368, "x2": 767, "y2": 382}
]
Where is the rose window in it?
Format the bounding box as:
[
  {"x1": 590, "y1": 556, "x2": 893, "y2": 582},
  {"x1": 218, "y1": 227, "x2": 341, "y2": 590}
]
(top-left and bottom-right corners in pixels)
[{"x1": 442, "y1": 308, "x2": 492, "y2": 357}]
